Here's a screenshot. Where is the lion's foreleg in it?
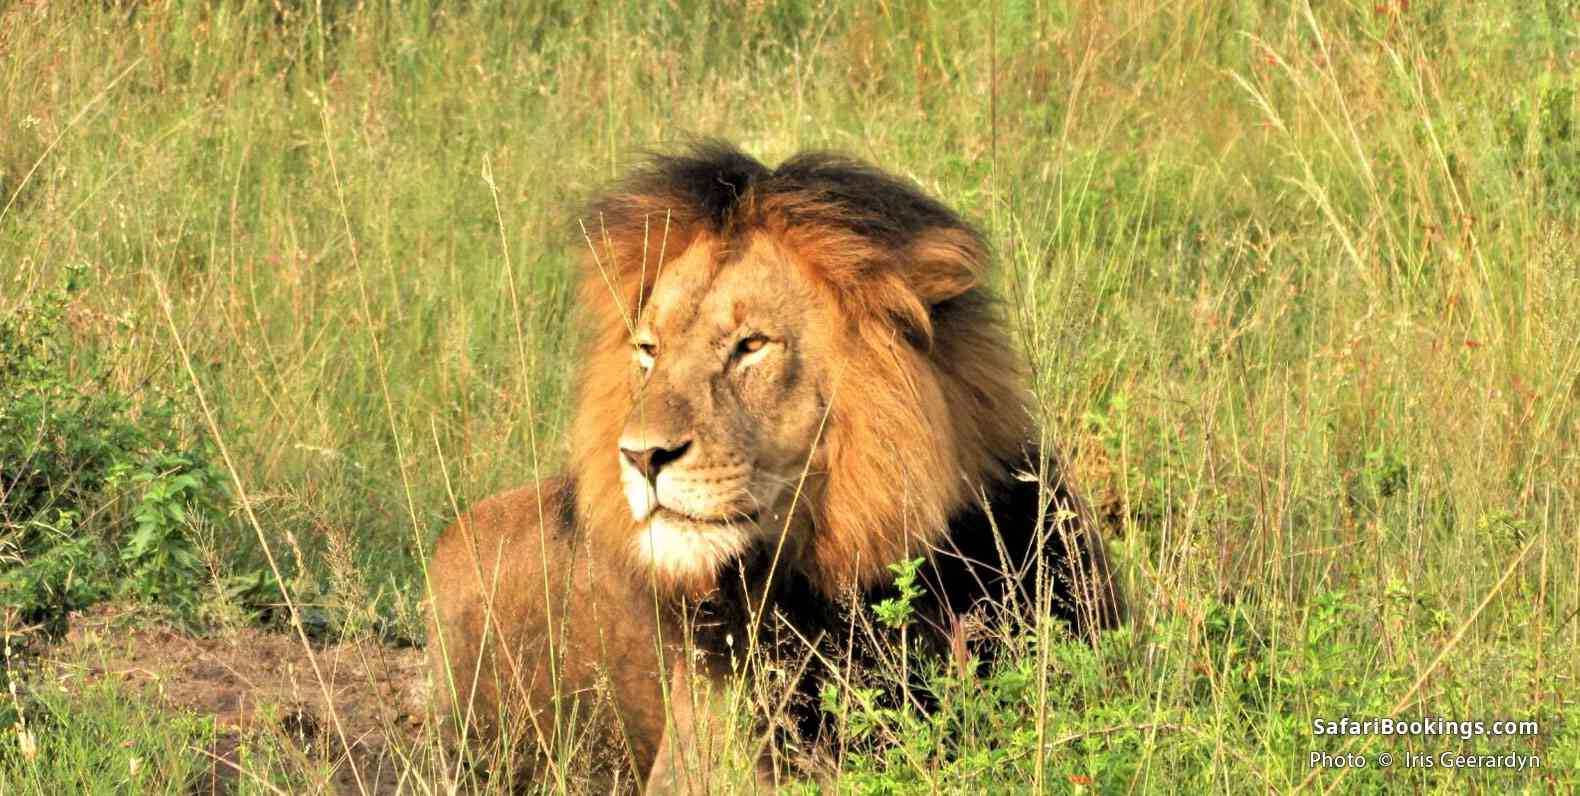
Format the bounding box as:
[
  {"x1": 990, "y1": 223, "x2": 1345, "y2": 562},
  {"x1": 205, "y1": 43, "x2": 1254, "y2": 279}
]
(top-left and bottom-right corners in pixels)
[{"x1": 644, "y1": 656, "x2": 774, "y2": 794}]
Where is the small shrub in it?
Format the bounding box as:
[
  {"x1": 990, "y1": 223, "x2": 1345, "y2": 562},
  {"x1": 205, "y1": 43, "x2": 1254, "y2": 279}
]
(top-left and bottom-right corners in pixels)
[
  {"x1": 116, "y1": 451, "x2": 228, "y2": 614},
  {"x1": 0, "y1": 285, "x2": 248, "y2": 638}
]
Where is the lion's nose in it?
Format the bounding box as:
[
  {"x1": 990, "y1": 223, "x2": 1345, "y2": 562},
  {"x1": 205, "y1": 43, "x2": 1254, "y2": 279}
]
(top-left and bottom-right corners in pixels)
[{"x1": 620, "y1": 439, "x2": 692, "y2": 483}]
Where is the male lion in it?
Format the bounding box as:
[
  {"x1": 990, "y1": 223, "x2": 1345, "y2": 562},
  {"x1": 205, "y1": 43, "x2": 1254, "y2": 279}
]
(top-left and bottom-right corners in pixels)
[{"x1": 427, "y1": 142, "x2": 1123, "y2": 791}]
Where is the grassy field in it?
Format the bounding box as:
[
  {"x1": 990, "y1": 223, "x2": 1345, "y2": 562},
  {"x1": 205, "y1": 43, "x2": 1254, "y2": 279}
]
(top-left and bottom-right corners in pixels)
[{"x1": 2, "y1": 0, "x2": 1578, "y2": 792}]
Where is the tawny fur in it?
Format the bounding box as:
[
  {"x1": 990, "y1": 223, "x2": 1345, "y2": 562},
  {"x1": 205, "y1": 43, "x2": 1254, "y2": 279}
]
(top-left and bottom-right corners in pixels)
[{"x1": 426, "y1": 480, "x2": 668, "y2": 784}]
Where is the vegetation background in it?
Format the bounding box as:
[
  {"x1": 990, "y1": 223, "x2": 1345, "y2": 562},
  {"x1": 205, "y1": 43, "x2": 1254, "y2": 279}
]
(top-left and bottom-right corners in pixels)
[{"x1": 1, "y1": 0, "x2": 1576, "y2": 792}]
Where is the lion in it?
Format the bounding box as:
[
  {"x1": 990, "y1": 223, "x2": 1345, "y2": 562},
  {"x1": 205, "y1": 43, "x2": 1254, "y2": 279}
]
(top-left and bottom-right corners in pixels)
[{"x1": 426, "y1": 142, "x2": 1124, "y2": 791}]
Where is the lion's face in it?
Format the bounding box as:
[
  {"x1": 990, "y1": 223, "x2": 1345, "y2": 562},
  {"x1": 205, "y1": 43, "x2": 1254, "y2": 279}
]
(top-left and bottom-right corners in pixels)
[{"x1": 617, "y1": 234, "x2": 830, "y2": 586}]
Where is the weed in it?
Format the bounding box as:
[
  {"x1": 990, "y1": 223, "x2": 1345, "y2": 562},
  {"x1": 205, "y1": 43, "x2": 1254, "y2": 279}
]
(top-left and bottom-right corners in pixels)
[{"x1": 872, "y1": 557, "x2": 926, "y2": 631}]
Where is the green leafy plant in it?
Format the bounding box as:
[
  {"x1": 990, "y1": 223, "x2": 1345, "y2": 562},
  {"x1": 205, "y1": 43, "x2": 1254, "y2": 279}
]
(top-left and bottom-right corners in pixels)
[
  {"x1": 116, "y1": 451, "x2": 228, "y2": 613},
  {"x1": 0, "y1": 287, "x2": 245, "y2": 635},
  {"x1": 873, "y1": 556, "x2": 927, "y2": 630},
  {"x1": 0, "y1": 511, "x2": 110, "y2": 636}
]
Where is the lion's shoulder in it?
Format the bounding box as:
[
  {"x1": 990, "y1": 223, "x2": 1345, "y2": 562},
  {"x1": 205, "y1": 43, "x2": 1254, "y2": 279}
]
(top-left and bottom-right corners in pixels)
[
  {"x1": 429, "y1": 477, "x2": 580, "y2": 576},
  {"x1": 474, "y1": 477, "x2": 577, "y2": 531}
]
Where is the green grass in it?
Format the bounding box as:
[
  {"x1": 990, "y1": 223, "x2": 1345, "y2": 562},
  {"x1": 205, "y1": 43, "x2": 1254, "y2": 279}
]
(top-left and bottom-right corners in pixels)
[
  {"x1": 1, "y1": 678, "x2": 216, "y2": 794},
  {"x1": 3, "y1": 0, "x2": 1578, "y2": 792}
]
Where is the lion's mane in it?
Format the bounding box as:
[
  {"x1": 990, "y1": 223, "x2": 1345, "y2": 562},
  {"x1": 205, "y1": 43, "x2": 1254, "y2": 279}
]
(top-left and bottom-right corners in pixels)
[{"x1": 569, "y1": 141, "x2": 1058, "y2": 601}]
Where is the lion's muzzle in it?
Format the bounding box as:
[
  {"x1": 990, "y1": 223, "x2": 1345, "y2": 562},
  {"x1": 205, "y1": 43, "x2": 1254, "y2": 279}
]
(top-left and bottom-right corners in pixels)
[{"x1": 617, "y1": 430, "x2": 786, "y2": 586}]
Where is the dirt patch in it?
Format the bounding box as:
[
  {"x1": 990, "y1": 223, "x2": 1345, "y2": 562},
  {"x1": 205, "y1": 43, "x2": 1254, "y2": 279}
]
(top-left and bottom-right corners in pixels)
[{"x1": 33, "y1": 606, "x2": 433, "y2": 794}]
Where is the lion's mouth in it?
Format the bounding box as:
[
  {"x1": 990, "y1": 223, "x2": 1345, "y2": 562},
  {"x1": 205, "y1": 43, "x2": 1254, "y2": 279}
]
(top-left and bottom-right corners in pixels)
[
  {"x1": 654, "y1": 506, "x2": 760, "y2": 527},
  {"x1": 634, "y1": 506, "x2": 763, "y2": 585}
]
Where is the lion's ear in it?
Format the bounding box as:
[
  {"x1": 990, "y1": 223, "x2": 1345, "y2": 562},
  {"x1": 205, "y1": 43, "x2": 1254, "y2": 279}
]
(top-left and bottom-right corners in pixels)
[{"x1": 905, "y1": 227, "x2": 986, "y2": 306}]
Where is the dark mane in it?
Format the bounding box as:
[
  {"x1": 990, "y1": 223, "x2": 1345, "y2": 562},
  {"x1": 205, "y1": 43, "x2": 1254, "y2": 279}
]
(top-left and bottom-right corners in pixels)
[{"x1": 589, "y1": 140, "x2": 981, "y2": 252}]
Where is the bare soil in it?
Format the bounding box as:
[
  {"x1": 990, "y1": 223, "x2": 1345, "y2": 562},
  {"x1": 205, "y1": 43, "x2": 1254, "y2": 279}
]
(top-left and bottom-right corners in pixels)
[{"x1": 34, "y1": 606, "x2": 433, "y2": 794}]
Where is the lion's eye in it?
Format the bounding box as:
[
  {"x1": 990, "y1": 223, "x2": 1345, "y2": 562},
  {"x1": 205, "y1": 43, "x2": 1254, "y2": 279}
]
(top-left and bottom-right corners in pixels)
[{"x1": 736, "y1": 335, "x2": 769, "y2": 357}]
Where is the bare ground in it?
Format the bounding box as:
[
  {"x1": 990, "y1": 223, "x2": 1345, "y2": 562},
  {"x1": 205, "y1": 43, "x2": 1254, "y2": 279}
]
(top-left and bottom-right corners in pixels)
[{"x1": 31, "y1": 606, "x2": 434, "y2": 794}]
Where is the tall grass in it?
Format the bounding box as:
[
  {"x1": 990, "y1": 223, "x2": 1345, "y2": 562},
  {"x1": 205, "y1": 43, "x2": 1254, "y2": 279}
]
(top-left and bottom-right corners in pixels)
[{"x1": 2, "y1": 0, "x2": 1577, "y2": 792}]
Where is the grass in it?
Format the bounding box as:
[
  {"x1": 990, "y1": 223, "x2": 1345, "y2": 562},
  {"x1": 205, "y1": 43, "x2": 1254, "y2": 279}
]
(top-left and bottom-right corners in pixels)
[
  {"x1": 2, "y1": 0, "x2": 1578, "y2": 792},
  {"x1": 2, "y1": 677, "x2": 216, "y2": 795}
]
